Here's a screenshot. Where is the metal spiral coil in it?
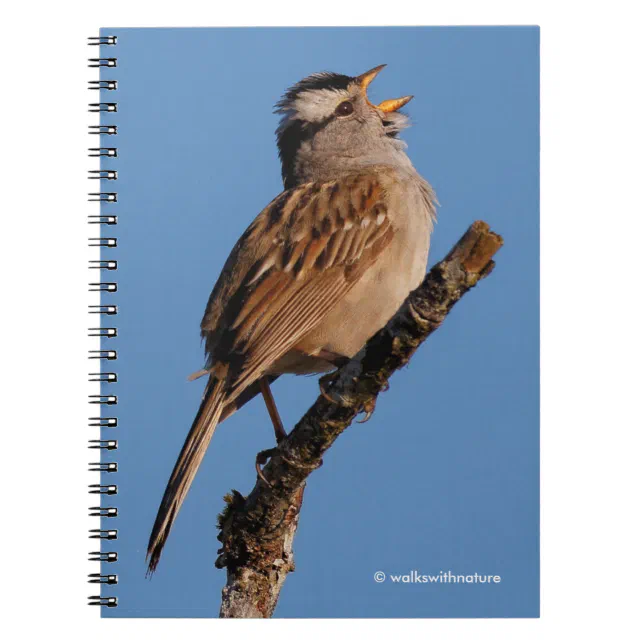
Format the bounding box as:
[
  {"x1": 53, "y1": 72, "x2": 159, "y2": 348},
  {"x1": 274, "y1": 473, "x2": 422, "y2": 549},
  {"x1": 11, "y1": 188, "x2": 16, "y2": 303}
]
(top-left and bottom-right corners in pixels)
[
  {"x1": 88, "y1": 192, "x2": 118, "y2": 203},
  {"x1": 89, "y1": 282, "x2": 117, "y2": 293},
  {"x1": 89, "y1": 506, "x2": 118, "y2": 517},
  {"x1": 89, "y1": 463, "x2": 118, "y2": 474},
  {"x1": 88, "y1": 34, "x2": 118, "y2": 609},
  {"x1": 88, "y1": 147, "x2": 118, "y2": 157},
  {"x1": 88, "y1": 80, "x2": 117, "y2": 91},
  {"x1": 88, "y1": 373, "x2": 117, "y2": 383},
  {"x1": 89, "y1": 484, "x2": 118, "y2": 495},
  {"x1": 89, "y1": 417, "x2": 118, "y2": 428},
  {"x1": 90, "y1": 304, "x2": 117, "y2": 315},
  {"x1": 89, "y1": 169, "x2": 118, "y2": 180},
  {"x1": 88, "y1": 349, "x2": 118, "y2": 359},
  {"x1": 89, "y1": 552, "x2": 119, "y2": 563},
  {"x1": 89, "y1": 573, "x2": 119, "y2": 584},
  {"x1": 88, "y1": 596, "x2": 118, "y2": 607},
  {"x1": 88, "y1": 306, "x2": 118, "y2": 316},
  {"x1": 89, "y1": 260, "x2": 118, "y2": 270},
  {"x1": 88, "y1": 214, "x2": 117, "y2": 225},
  {"x1": 88, "y1": 327, "x2": 117, "y2": 338},
  {"x1": 88, "y1": 394, "x2": 118, "y2": 404},
  {"x1": 88, "y1": 441, "x2": 118, "y2": 451},
  {"x1": 88, "y1": 36, "x2": 117, "y2": 46},
  {"x1": 88, "y1": 237, "x2": 117, "y2": 247},
  {"x1": 89, "y1": 528, "x2": 118, "y2": 539},
  {"x1": 89, "y1": 125, "x2": 117, "y2": 135},
  {"x1": 88, "y1": 58, "x2": 117, "y2": 68},
  {"x1": 89, "y1": 103, "x2": 118, "y2": 113},
  {"x1": 87, "y1": 573, "x2": 118, "y2": 585}
]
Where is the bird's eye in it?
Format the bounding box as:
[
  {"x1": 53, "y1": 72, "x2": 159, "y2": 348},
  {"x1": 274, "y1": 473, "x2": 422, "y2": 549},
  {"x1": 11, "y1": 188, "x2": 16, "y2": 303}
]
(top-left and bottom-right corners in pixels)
[{"x1": 335, "y1": 101, "x2": 354, "y2": 117}]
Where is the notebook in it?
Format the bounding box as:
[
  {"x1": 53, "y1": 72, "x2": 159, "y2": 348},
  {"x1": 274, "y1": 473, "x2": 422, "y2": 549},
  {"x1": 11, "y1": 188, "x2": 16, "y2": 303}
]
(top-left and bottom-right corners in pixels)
[{"x1": 88, "y1": 26, "x2": 539, "y2": 618}]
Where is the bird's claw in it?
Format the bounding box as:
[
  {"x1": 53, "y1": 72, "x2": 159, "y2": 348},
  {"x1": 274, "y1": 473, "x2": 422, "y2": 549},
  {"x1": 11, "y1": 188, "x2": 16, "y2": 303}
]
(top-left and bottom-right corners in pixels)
[
  {"x1": 318, "y1": 372, "x2": 354, "y2": 407},
  {"x1": 357, "y1": 398, "x2": 376, "y2": 423},
  {"x1": 255, "y1": 447, "x2": 279, "y2": 487},
  {"x1": 318, "y1": 372, "x2": 337, "y2": 403}
]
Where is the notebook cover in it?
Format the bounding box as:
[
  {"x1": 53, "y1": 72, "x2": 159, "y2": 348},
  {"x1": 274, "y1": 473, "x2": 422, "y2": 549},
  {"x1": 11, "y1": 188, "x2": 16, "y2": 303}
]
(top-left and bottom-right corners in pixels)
[{"x1": 90, "y1": 26, "x2": 539, "y2": 618}]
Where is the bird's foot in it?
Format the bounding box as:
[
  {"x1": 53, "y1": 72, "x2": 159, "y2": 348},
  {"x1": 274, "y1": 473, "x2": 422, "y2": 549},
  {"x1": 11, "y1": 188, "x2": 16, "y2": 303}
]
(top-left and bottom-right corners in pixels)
[
  {"x1": 318, "y1": 372, "x2": 337, "y2": 403},
  {"x1": 318, "y1": 372, "x2": 352, "y2": 407},
  {"x1": 357, "y1": 397, "x2": 377, "y2": 423},
  {"x1": 255, "y1": 447, "x2": 279, "y2": 487}
]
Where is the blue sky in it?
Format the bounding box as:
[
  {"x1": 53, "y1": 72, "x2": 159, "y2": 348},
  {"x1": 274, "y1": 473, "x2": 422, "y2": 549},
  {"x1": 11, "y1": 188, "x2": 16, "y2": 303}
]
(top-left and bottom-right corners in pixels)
[{"x1": 99, "y1": 26, "x2": 539, "y2": 618}]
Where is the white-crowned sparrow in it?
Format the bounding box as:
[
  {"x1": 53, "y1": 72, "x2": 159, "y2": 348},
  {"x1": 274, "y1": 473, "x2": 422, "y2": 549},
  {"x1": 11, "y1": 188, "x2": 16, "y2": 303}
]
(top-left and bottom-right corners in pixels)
[{"x1": 147, "y1": 65, "x2": 437, "y2": 573}]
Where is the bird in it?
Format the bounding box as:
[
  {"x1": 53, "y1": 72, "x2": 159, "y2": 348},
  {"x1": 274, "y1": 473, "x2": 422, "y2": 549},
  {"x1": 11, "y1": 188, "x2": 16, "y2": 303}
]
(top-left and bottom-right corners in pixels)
[{"x1": 146, "y1": 64, "x2": 437, "y2": 575}]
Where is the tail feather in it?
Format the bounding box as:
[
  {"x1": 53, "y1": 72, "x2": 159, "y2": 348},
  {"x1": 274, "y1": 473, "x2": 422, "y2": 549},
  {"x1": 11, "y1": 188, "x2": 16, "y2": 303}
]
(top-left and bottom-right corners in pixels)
[{"x1": 146, "y1": 376, "x2": 226, "y2": 575}]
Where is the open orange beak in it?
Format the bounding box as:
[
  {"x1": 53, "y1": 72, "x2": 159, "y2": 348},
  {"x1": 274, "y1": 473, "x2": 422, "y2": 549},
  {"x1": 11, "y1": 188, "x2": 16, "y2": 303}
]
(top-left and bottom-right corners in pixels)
[{"x1": 356, "y1": 64, "x2": 413, "y2": 113}]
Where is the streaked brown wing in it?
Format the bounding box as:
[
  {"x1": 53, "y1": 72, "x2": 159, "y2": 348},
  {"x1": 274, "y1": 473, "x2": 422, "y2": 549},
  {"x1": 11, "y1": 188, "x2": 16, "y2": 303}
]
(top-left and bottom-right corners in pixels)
[{"x1": 200, "y1": 172, "x2": 395, "y2": 399}]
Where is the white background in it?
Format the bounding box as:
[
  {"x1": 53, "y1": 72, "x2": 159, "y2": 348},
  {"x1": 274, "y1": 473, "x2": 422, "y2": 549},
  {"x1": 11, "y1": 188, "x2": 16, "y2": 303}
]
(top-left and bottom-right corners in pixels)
[{"x1": 1, "y1": 0, "x2": 642, "y2": 641}]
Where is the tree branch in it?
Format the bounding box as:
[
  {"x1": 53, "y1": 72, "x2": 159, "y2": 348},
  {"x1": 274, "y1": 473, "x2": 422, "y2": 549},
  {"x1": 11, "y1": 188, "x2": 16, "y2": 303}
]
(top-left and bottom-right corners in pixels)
[{"x1": 215, "y1": 220, "x2": 504, "y2": 618}]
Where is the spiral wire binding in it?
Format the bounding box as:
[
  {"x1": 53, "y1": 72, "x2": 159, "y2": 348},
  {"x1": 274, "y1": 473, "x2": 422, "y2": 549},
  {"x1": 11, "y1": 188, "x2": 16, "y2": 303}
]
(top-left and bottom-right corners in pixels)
[
  {"x1": 88, "y1": 34, "x2": 118, "y2": 608},
  {"x1": 88, "y1": 148, "x2": 118, "y2": 157},
  {"x1": 88, "y1": 215, "x2": 118, "y2": 225}
]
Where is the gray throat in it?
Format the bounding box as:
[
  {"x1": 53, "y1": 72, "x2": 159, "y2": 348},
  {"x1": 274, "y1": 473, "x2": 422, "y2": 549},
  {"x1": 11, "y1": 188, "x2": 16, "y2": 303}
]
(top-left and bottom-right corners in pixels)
[{"x1": 283, "y1": 139, "x2": 414, "y2": 189}]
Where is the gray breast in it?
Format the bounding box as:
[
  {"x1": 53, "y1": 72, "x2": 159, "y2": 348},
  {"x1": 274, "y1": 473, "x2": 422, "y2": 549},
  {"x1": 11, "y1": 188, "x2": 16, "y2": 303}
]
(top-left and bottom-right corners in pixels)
[{"x1": 282, "y1": 174, "x2": 435, "y2": 371}]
